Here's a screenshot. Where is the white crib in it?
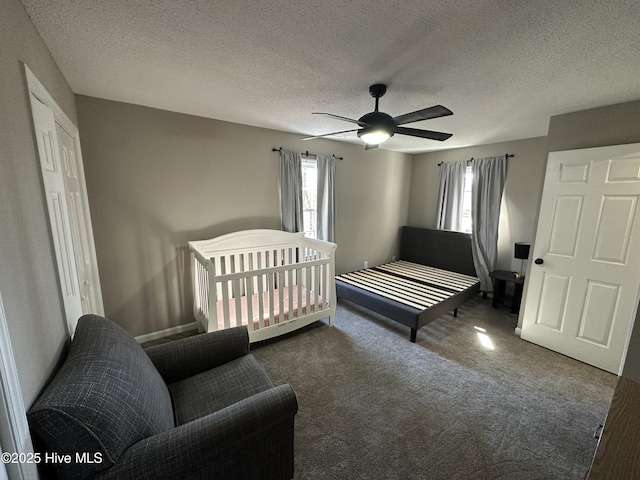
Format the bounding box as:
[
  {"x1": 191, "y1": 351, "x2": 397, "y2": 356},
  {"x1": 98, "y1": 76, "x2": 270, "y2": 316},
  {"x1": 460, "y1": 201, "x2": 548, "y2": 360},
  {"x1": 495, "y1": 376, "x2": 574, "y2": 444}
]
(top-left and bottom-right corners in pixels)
[{"x1": 189, "y1": 229, "x2": 337, "y2": 342}]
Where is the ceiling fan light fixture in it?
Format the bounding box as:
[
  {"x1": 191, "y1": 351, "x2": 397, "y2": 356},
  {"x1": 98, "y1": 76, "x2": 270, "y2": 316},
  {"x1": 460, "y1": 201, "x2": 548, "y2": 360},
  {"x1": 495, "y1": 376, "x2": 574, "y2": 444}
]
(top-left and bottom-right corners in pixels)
[
  {"x1": 309, "y1": 84, "x2": 452, "y2": 147},
  {"x1": 358, "y1": 128, "x2": 391, "y2": 145}
]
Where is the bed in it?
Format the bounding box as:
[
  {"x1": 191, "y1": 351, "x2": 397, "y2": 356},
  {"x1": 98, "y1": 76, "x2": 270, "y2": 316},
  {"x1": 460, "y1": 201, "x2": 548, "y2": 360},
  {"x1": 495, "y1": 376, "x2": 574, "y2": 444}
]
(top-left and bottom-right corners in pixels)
[
  {"x1": 189, "y1": 229, "x2": 336, "y2": 343},
  {"x1": 335, "y1": 226, "x2": 481, "y2": 342}
]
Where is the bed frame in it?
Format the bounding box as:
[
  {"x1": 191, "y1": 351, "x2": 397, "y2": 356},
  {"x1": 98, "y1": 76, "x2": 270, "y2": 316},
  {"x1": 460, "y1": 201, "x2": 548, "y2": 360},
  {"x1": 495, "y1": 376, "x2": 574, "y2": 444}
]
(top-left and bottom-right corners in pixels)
[
  {"x1": 189, "y1": 230, "x2": 336, "y2": 343},
  {"x1": 336, "y1": 226, "x2": 480, "y2": 342}
]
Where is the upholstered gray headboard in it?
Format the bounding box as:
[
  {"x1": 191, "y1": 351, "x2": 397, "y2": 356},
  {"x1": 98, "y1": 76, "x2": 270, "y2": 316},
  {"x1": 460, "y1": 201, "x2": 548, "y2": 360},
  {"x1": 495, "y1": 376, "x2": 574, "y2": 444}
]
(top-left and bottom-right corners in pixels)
[{"x1": 399, "y1": 226, "x2": 477, "y2": 277}]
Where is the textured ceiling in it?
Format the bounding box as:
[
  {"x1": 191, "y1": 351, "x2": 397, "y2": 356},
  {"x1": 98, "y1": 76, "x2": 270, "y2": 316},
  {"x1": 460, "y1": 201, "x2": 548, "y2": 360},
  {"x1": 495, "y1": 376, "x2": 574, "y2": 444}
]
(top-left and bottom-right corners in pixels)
[{"x1": 20, "y1": 0, "x2": 640, "y2": 153}]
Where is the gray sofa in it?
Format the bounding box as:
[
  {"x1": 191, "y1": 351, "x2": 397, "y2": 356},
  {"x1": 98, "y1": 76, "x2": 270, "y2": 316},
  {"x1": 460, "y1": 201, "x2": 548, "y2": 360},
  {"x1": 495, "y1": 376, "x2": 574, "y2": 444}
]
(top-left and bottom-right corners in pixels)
[{"x1": 28, "y1": 315, "x2": 298, "y2": 480}]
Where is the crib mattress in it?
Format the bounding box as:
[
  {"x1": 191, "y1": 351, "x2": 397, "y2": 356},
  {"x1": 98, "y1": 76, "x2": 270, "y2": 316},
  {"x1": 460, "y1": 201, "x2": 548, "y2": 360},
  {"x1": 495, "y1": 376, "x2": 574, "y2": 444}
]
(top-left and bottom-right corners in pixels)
[{"x1": 216, "y1": 285, "x2": 322, "y2": 331}]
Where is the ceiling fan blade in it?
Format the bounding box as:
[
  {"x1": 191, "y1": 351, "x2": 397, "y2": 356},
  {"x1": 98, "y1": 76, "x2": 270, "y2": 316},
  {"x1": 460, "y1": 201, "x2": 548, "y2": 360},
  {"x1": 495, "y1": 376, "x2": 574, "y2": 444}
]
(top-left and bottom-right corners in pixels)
[
  {"x1": 364, "y1": 143, "x2": 379, "y2": 150},
  {"x1": 393, "y1": 105, "x2": 453, "y2": 126},
  {"x1": 312, "y1": 112, "x2": 369, "y2": 127},
  {"x1": 395, "y1": 126, "x2": 453, "y2": 141},
  {"x1": 301, "y1": 128, "x2": 359, "y2": 141}
]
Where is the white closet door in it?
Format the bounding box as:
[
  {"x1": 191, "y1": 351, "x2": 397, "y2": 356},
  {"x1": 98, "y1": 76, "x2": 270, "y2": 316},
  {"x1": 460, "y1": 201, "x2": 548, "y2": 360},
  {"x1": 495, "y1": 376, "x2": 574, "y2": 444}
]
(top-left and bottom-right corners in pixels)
[
  {"x1": 30, "y1": 95, "x2": 84, "y2": 335},
  {"x1": 26, "y1": 65, "x2": 105, "y2": 336},
  {"x1": 55, "y1": 123, "x2": 103, "y2": 316}
]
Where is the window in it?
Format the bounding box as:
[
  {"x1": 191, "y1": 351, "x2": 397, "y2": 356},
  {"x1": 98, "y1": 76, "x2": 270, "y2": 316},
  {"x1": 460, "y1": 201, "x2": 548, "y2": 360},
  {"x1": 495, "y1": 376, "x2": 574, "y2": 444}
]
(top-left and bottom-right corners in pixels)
[
  {"x1": 460, "y1": 165, "x2": 473, "y2": 233},
  {"x1": 301, "y1": 158, "x2": 317, "y2": 239}
]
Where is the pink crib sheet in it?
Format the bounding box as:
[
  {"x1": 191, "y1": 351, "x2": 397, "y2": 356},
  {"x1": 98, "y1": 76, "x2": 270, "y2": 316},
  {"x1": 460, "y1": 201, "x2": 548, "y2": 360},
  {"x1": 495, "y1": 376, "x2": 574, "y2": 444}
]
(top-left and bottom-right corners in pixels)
[{"x1": 216, "y1": 285, "x2": 322, "y2": 331}]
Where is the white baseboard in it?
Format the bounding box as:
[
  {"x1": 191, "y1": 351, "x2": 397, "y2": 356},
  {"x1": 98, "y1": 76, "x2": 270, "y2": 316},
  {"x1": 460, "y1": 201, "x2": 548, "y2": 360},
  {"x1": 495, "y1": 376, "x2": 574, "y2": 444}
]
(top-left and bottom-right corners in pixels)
[
  {"x1": 514, "y1": 327, "x2": 522, "y2": 337},
  {"x1": 135, "y1": 322, "x2": 198, "y2": 344}
]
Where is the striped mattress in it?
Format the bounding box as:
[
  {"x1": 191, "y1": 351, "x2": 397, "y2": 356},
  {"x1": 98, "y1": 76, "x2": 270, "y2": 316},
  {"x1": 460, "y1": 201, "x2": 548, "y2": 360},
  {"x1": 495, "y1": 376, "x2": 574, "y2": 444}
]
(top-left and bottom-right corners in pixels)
[{"x1": 335, "y1": 260, "x2": 479, "y2": 311}]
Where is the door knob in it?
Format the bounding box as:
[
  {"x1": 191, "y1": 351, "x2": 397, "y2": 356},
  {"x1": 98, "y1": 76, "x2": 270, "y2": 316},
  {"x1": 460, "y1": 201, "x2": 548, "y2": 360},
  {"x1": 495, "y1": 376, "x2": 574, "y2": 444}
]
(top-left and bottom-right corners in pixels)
[{"x1": 534, "y1": 258, "x2": 544, "y2": 265}]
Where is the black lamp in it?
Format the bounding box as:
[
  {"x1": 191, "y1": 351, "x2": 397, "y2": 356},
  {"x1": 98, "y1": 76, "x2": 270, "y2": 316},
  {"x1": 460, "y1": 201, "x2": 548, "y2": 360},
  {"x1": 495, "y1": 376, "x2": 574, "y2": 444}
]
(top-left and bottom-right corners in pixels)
[{"x1": 514, "y1": 242, "x2": 530, "y2": 278}]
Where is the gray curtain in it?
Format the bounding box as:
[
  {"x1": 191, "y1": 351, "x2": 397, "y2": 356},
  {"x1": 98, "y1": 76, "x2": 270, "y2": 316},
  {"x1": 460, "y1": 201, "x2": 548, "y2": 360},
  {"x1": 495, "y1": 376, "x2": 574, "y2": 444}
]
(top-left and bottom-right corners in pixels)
[
  {"x1": 279, "y1": 149, "x2": 303, "y2": 233},
  {"x1": 316, "y1": 154, "x2": 335, "y2": 242},
  {"x1": 471, "y1": 155, "x2": 507, "y2": 291},
  {"x1": 436, "y1": 161, "x2": 467, "y2": 231}
]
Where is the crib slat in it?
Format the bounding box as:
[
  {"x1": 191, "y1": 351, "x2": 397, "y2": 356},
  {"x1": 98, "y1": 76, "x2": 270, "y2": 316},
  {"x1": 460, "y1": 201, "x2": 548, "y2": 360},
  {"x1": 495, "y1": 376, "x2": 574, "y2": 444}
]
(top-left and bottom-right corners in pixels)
[
  {"x1": 255, "y1": 251, "x2": 262, "y2": 299},
  {"x1": 203, "y1": 260, "x2": 213, "y2": 331},
  {"x1": 194, "y1": 260, "x2": 202, "y2": 321},
  {"x1": 198, "y1": 263, "x2": 209, "y2": 317},
  {"x1": 245, "y1": 275, "x2": 254, "y2": 331},
  {"x1": 323, "y1": 261, "x2": 328, "y2": 309},
  {"x1": 305, "y1": 266, "x2": 312, "y2": 313},
  {"x1": 221, "y1": 279, "x2": 231, "y2": 330},
  {"x1": 194, "y1": 262, "x2": 201, "y2": 311},
  {"x1": 297, "y1": 267, "x2": 302, "y2": 318},
  {"x1": 316, "y1": 264, "x2": 326, "y2": 309},
  {"x1": 326, "y1": 259, "x2": 331, "y2": 309},
  {"x1": 288, "y1": 268, "x2": 294, "y2": 319},
  {"x1": 257, "y1": 272, "x2": 265, "y2": 330},
  {"x1": 307, "y1": 264, "x2": 313, "y2": 313},
  {"x1": 215, "y1": 256, "x2": 223, "y2": 303},
  {"x1": 233, "y1": 278, "x2": 243, "y2": 329},
  {"x1": 278, "y1": 270, "x2": 285, "y2": 324},
  {"x1": 315, "y1": 261, "x2": 321, "y2": 311},
  {"x1": 204, "y1": 263, "x2": 211, "y2": 313},
  {"x1": 199, "y1": 263, "x2": 208, "y2": 317},
  {"x1": 208, "y1": 259, "x2": 217, "y2": 332},
  {"x1": 268, "y1": 272, "x2": 275, "y2": 327}
]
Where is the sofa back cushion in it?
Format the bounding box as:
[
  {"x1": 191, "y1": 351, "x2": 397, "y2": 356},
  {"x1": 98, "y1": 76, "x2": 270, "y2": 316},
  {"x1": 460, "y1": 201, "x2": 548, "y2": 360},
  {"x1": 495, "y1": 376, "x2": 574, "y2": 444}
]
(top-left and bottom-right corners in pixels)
[{"x1": 28, "y1": 315, "x2": 174, "y2": 479}]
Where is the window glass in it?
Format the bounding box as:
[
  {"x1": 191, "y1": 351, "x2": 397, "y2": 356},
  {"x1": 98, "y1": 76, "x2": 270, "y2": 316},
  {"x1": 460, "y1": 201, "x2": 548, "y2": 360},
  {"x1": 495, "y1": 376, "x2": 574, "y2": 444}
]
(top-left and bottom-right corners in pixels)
[
  {"x1": 301, "y1": 158, "x2": 317, "y2": 238},
  {"x1": 460, "y1": 165, "x2": 473, "y2": 233}
]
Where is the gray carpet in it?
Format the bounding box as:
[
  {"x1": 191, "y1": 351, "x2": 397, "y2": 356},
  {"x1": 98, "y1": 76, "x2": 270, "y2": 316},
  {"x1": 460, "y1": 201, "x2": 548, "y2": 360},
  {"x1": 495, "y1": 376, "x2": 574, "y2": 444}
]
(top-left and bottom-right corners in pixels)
[{"x1": 250, "y1": 296, "x2": 617, "y2": 480}]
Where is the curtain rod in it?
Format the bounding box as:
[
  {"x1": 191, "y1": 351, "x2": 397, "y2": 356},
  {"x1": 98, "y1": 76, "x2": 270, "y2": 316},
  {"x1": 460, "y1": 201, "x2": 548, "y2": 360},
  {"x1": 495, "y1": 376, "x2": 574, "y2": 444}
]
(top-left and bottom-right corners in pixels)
[
  {"x1": 272, "y1": 147, "x2": 343, "y2": 160},
  {"x1": 437, "y1": 153, "x2": 513, "y2": 167}
]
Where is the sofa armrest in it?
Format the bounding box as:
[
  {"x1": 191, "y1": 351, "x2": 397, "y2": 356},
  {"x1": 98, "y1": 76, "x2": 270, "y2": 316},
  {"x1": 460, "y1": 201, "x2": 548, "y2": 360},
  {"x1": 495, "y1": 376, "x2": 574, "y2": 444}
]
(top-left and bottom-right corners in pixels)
[
  {"x1": 144, "y1": 326, "x2": 249, "y2": 384},
  {"x1": 98, "y1": 384, "x2": 298, "y2": 480}
]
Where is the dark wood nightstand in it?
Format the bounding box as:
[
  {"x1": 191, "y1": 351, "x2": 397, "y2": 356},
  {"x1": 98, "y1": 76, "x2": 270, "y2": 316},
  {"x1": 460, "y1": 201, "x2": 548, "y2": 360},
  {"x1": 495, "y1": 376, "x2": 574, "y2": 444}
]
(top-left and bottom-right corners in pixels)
[{"x1": 490, "y1": 270, "x2": 524, "y2": 314}]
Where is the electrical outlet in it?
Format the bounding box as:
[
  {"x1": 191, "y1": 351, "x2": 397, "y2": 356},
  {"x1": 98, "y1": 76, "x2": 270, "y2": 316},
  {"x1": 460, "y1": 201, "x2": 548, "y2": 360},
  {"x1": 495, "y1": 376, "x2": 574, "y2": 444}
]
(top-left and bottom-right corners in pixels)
[{"x1": 364, "y1": 261, "x2": 369, "y2": 268}]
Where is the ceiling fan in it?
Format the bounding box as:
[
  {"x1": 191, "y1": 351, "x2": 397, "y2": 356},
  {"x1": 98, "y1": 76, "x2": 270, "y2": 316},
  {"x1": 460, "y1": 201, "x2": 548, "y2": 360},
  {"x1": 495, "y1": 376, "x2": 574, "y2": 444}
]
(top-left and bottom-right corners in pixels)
[{"x1": 303, "y1": 84, "x2": 453, "y2": 149}]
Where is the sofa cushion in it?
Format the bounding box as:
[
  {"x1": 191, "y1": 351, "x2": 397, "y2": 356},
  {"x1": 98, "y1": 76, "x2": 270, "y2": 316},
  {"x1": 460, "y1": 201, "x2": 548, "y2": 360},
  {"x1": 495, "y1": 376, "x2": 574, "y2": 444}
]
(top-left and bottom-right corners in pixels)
[
  {"x1": 169, "y1": 354, "x2": 275, "y2": 425},
  {"x1": 28, "y1": 315, "x2": 175, "y2": 480}
]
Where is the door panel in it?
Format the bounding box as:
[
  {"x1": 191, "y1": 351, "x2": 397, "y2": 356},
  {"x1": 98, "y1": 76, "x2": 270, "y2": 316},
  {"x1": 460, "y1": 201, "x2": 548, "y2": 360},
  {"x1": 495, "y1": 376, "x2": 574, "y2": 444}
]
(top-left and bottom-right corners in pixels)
[
  {"x1": 560, "y1": 162, "x2": 590, "y2": 183},
  {"x1": 30, "y1": 96, "x2": 83, "y2": 334},
  {"x1": 535, "y1": 273, "x2": 570, "y2": 332},
  {"x1": 56, "y1": 124, "x2": 102, "y2": 316},
  {"x1": 548, "y1": 196, "x2": 583, "y2": 256},
  {"x1": 521, "y1": 143, "x2": 640, "y2": 374},
  {"x1": 606, "y1": 156, "x2": 640, "y2": 182},
  {"x1": 593, "y1": 196, "x2": 636, "y2": 264},
  {"x1": 578, "y1": 280, "x2": 618, "y2": 346}
]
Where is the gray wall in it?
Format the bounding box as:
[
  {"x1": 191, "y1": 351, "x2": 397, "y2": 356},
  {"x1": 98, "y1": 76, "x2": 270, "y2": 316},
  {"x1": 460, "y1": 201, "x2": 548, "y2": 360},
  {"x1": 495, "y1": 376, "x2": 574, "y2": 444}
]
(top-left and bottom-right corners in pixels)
[
  {"x1": 76, "y1": 95, "x2": 413, "y2": 336},
  {"x1": 408, "y1": 136, "x2": 548, "y2": 271},
  {"x1": 547, "y1": 100, "x2": 640, "y2": 153},
  {"x1": 0, "y1": 0, "x2": 76, "y2": 406}
]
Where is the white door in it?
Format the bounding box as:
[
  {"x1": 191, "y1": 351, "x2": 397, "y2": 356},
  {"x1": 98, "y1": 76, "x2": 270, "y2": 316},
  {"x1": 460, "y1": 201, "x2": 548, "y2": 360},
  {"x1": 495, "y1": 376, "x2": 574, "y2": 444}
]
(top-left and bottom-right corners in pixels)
[
  {"x1": 26, "y1": 65, "x2": 105, "y2": 336},
  {"x1": 55, "y1": 124, "x2": 103, "y2": 316},
  {"x1": 521, "y1": 143, "x2": 640, "y2": 374},
  {"x1": 30, "y1": 95, "x2": 84, "y2": 334}
]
